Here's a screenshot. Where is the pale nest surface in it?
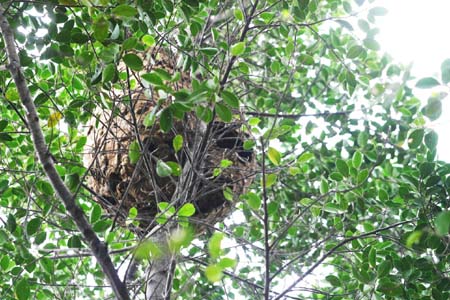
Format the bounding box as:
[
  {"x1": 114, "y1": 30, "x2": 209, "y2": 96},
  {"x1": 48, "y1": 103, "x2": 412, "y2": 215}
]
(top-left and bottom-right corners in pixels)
[{"x1": 83, "y1": 48, "x2": 256, "y2": 234}]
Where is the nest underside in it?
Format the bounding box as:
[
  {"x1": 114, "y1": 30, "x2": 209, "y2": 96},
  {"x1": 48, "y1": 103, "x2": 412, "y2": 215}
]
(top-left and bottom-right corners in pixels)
[{"x1": 84, "y1": 97, "x2": 256, "y2": 234}]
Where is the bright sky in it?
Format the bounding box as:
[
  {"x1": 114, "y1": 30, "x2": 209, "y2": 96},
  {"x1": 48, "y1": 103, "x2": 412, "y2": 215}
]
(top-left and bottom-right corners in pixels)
[{"x1": 376, "y1": 0, "x2": 450, "y2": 162}]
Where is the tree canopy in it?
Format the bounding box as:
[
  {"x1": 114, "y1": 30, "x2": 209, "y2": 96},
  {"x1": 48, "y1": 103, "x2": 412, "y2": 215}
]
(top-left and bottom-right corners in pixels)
[{"x1": 0, "y1": 0, "x2": 449, "y2": 300}]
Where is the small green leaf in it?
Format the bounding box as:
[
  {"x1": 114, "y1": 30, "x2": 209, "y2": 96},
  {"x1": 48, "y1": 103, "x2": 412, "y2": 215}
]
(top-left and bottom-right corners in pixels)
[
  {"x1": 208, "y1": 233, "x2": 224, "y2": 259},
  {"x1": 196, "y1": 106, "x2": 213, "y2": 123},
  {"x1": 424, "y1": 130, "x2": 438, "y2": 150},
  {"x1": 363, "y1": 38, "x2": 380, "y2": 51},
  {"x1": 160, "y1": 108, "x2": 173, "y2": 132},
  {"x1": 377, "y1": 260, "x2": 392, "y2": 278},
  {"x1": 267, "y1": 147, "x2": 281, "y2": 165},
  {"x1": 231, "y1": 42, "x2": 246, "y2": 56},
  {"x1": 216, "y1": 103, "x2": 232, "y2": 122},
  {"x1": 102, "y1": 63, "x2": 115, "y2": 83},
  {"x1": 156, "y1": 160, "x2": 173, "y2": 177},
  {"x1": 0, "y1": 120, "x2": 8, "y2": 132},
  {"x1": 205, "y1": 264, "x2": 223, "y2": 282},
  {"x1": 357, "y1": 169, "x2": 369, "y2": 184},
  {"x1": 406, "y1": 230, "x2": 422, "y2": 247},
  {"x1": 112, "y1": 4, "x2": 138, "y2": 18},
  {"x1": 416, "y1": 77, "x2": 440, "y2": 89},
  {"x1": 330, "y1": 172, "x2": 343, "y2": 181},
  {"x1": 299, "y1": 54, "x2": 314, "y2": 65},
  {"x1": 218, "y1": 257, "x2": 237, "y2": 269},
  {"x1": 143, "y1": 107, "x2": 158, "y2": 127},
  {"x1": 336, "y1": 159, "x2": 349, "y2": 176},
  {"x1": 142, "y1": 34, "x2": 155, "y2": 47},
  {"x1": 368, "y1": 247, "x2": 377, "y2": 267},
  {"x1": 122, "y1": 37, "x2": 138, "y2": 50},
  {"x1": 15, "y1": 278, "x2": 30, "y2": 300},
  {"x1": 347, "y1": 45, "x2": 364, "y2": 58},
  {"x1": 369, "y1": 7, "x2": 388, "y2": 16},
  {"x1": 199, "y1": 47, "x2": 219, "y2": 55},
  {"x1": 142, "y1": 72, "x2": 164, "y2": 86},
  {"x1": 129, "y1": 140, "x2": 140, "y2": 164},
  {"x1": 320, "y1": 178, "x2": 329, "y2": 194},
  {"x1": 262, "y1": 173, "x2": 277, "y2": 188},
  {"x1": 440, "y1": 58, "x2": 450, "y2": 83},
  {"x1": 123, "y1": 53, "x2": 143, "y2": 71},
  {"x1": 245, "y1": 192, "x2": 261, "y2": 210},
  {"x1": 128, "y1": 207, "x2": 138, "y2": 219},
  {"x1": 93, "y1": 17, "x2": 109, "y2": 42},
  {"x1": 173, "y1": 135, "x2": 183, "y2": 152},
  {"x1": 26, "y1": 218, "x2": 41, "y2": 236},
  {"x1": 223, "y1": 187, "x2": 233, "y2": 201},
  {"x1": 221, "y1": 90, "x2": 240, "y2": 108},
  {"x1": 166, "y1": 161, "x2": 181, "y2": 176},
  {"x1": 234, "y1": 9, "x2": 244, "y2": 20},
  {"x1": 422, "y1": 98, "x2": 442, "y2": 121},
  {"x1": 289, "y1": 166, "x2": 300, "y2": 176},
  {"x1": 352, "y1": 151, "x2": 363, "y2": 169},
  {"x1": 178, "y1": 203, "x2": 195, "y2": 217},
  {"x1": 408, "y1": 129, "x2": 424, "y2": 149},
  {"x1": 435, "y1": 211, "x2": 450, "y2": 235},
  {"x1": 298, "y1": 152, "x2": 314, "y2": 163},
  {"x1": 326, "y1": 275, "x2": 341, "y2": 287}
]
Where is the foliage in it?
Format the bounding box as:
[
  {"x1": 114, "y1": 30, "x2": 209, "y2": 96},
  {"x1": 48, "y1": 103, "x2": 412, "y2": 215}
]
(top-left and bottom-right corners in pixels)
[{"x1": 0, "y1": 0, "x2": 449, "y2": 299}]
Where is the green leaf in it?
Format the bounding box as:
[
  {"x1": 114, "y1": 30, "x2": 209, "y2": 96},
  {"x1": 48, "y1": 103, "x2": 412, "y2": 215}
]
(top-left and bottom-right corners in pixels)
[
  {"x1": 199, "y1": 47, "x2": 219, "y2": 55},
  {"x1": 208, "y1": 232, "x2": 223, "y2": 259},
  {"x1": 93, "y1": 17, "x2": 109, "y2": 42},
  {"x1": 440, "y1": 58, "x2": 450, "y2": 83},
  {"x1": 102, "y1": 63, "x2": 115, "y2": 83},
  {"x1": 15, "y1": 278, "x2": 30, "y2": 300},
  {"x1": 144, "y1": 107, "x2": 158, "y2": 127},
  {"x1": 369, "y1": 7, "x2": 388, "y2": 16},
  {"x1": 363, "y1": 38, "x2": 380, "y2": 51},
  {"x1": 112, "y1": 4, "x2": 138, "y2": 18},
  {"x1": 166, "y1": 161, "x2": 181, "y2": 176},
  {"x1": 218, "y1": 257, "x2": 237, "y2": 269},
  {"x1": 326, "y1": 275, "x2": 341, "y2": 287},
  {"x1": 234, "y1": 9, "x2": 244, "y2": 21},
  {"x1": 352, "y1": 151, "x2": 363, "y2": 169},
  {"x1": 422, "y1": 98, "x2": 442, "y2": 121},
  {"x1": 406, "y1": 230, "x2": 422, "y2": 247},
  {"x1": 416, "y1": 77, "x2": 440, "y2": 89},
  {"x1": 128, "y1": 207, "x2": 138, "y2": 219},
  {"x1": 173, "y1": 135, "x2": 183, "y2": 152},
  {"x1": 262, "y1": 173, "x2": 277, "y2": 188},
  {"x1": 223, "y1": 187, "x2": 233, "y2": 201},
  {"x1": 424, "y1": 130, "x2": 438, "y2": 150},
  {"x1": 368, "y1": 247, "x2": 377, "y2": 267},
  {"x1": 408, "y1": 129, "x2": 424, "y2": 149},
  {"x1": 347, "y1": 45, "x2": 364, "y2": 59},
  {"x1": 221, "y1": 90, "x2": 240, "y2": 108},
  {"x1": 298, "y1": 152, "x2": 314, "y2": 163},
  {"x1": 357, "y1": 169, "x2": 369, "y2": 184},
  {"x1": 267, "y1": 147, "x2": 281, "y2": 165},
  {"x1": 196, "y1": 106, "x2": 213, "y2": 123},
  {"x1": 377, "y1": 260, "x2": 392, "y2": 277},
  {"x1": 128, "y1": 140, "x2": 140, "y2": 164},
  {"x1": 320, "y1": 178, "x2": 329, "y2": 194},
  {"x1": 299, "y1": 54, "x2": 314, "y2": 65},
  {"x1": 216, "y1": 103, "x2": 232, "y2": 122},
  {"x1": 336, "y1": 159, "x2": 349, "y2": 176},
  {"x1": 0, "y1": 120, "x2": 8, "y2": 132},
  {"x1": 26, "y1": 218, "x2": 41, "y2": 236},
  {"x1": 142, "y1": 35, "x2": 155, "y2": 47},
  {"x1": 123, "y1": 53, "x2": 143, "y2": 71},
  {"x1": 160, "y1": 108, "x2": 173, "y2": 132},
  {"x1": 142, "y1": 72, "x2": 164, "y2": 86},
  {"x1": 205, "y1": 264, "x2": 223, "y2": 282},
  {"x1": 156, "y1": 160, "x2": 173, "y2": 177},
  {"x1": 245, "y1": 192, "x2": 261, "y2": 210},
  {"x1": 230, "y1": 42, "x2": 246, "y2": 56},
  {"x1": 178, "y1": 203, "x2": 195, "y2": 217},
  {"x1": 435, "y1": 211, "x2": 450, "y2": 235}
]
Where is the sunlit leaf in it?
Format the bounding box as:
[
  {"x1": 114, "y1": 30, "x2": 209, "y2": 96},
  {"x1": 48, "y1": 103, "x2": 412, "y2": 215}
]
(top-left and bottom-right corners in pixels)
[{"x1": 230, "y1": 42, "x2": 246, "y2": 56}]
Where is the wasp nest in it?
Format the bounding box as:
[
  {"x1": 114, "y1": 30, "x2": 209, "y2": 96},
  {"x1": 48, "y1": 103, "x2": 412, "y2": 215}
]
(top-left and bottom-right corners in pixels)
[{"x1": 84, "y1": 48, "x2": 256, "y2": 234}]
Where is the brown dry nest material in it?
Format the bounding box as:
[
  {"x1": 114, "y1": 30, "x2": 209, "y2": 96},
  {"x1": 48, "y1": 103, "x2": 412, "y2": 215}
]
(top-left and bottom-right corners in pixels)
[{"x1": 84, "y1": 49, "x2": 256, "y2": 235}]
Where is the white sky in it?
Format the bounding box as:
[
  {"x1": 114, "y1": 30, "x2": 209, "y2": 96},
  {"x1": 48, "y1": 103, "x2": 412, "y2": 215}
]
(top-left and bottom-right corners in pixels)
[{"x1": 376, "y1": 0, "x2": 450, "y2": 162}]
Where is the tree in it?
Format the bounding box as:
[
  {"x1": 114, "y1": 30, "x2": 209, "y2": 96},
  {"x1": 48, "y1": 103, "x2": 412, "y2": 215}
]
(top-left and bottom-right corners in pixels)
[{"x1": 0, "y1": 0, "x2": 449, "y2": 299}]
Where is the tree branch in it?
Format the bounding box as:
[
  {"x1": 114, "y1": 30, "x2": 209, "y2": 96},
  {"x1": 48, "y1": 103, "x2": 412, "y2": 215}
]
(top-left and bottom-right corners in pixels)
[
  {"x1": 272, "y1": 219, "x2": 416, "y2": 300},
  {"x1": 0, "y1": 7, "x2": 130, "y2": 300}
]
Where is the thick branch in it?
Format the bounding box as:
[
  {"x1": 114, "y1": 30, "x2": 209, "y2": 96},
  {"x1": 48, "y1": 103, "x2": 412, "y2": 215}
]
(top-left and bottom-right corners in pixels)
[{"x1": 0, "y1": 7, "x2": 130, "y2": 300}]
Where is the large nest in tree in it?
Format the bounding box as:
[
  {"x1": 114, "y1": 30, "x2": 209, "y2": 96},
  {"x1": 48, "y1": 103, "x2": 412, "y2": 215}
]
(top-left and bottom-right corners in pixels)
[{"x1": 83, "y1": 49, "x2": 256, "y2": 235}]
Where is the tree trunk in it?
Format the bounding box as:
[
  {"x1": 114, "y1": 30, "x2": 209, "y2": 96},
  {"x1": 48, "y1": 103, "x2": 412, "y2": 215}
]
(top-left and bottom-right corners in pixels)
[{"x1": 145, "y1": 230, "x2": 176, "y2": 300}]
